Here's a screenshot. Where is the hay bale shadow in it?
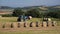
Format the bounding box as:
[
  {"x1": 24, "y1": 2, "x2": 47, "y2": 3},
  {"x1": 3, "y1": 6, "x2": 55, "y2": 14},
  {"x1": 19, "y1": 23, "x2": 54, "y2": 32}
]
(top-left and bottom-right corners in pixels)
[
  {"x1": 36, "y1": 22, "x2": 39, "y2": 27},
  {"x1": 30, "y1": 22, "x2": 33, "y2": 27},
  {"x1": 11, "y1": 23, "x2": 13, "y2": 28},
  {"x1": 2, "y1": 23, "x2": 5, "y2": 28}
]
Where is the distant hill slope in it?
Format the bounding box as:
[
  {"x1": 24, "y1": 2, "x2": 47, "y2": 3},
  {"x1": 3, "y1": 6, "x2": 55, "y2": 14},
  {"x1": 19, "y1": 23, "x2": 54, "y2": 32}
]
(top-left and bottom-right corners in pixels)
[
  {"x1": 0, "y1": 5, "x2": 60, "y2": 12},
  {"x1": 0, "y1": 6, "x2": 14, "y2": 9},
  {"x1": 50, "y1": 5, "x2": 60, "y2": 9},
  {"x1": 0, "y1": 5, "x2": 60, "y2": 15},
  {"x1": 21, "y1": 5, "x2": 60, "y2": 11}
]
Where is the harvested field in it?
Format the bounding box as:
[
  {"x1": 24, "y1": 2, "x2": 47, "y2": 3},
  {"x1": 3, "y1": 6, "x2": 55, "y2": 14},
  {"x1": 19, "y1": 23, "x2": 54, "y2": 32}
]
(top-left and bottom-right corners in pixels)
[{"x1": 0, "y1": 17, "x2": 60, "y2": 34}]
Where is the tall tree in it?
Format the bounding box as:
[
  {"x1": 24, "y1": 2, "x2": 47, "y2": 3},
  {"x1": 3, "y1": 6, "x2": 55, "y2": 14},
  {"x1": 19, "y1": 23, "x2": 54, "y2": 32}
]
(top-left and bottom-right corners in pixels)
[
  {"x1": 26, "y1": 8, "x2": 41, "y2": 18},
  {"x1": 12, "y1": 8, "x2": 24, "y2": 16}
]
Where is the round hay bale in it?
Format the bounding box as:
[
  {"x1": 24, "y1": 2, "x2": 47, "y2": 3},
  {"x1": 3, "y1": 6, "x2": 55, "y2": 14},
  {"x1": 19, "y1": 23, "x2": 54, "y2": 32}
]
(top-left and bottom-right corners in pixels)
[
  {"x1": 43, "y1": 18, "x2": 48, "y2": 21},
  {"x1": 43, "y1": 22, "x2": 47, "y2": 27},
  {"x1": 51, "y1": 21, "x2": 56, "y2": 26},
  {"x1": 32, "y1": 23, "x2": 35, "y2": 27},
  {"x1": 28, "y1": 16, "x2": 32, "y2": 20},
  {"x1": 48, "y1": 21, "x2": 52, "y2": 27},
  {"x1": 38, "y1": 23, "x2": 41, "y2": 27},
  {"x1": 53, "y1": 21, "x2": 56, "y2": 26},
  {"x1": 0, "y1": 23, "x2": 3, "y2": 28},
  {"x1": 5, "y1": 23, "x2": 11, "y2": 28},
  {"x1": 24, "y1": 22, "x2": 27, "y2": 27},
  {"x1": 13, "y1": 23, "x2": 18, "y2": 28},
  {"x1": 38, "y1": 21, "x2": 42, "y2": 27},
  {"x1": 30, "y1": 22, "x2": 33, "y2": 27},
  {"x1": 20, "y1": 22, "x2": 24, "y2": 27},
  {"x1": 29, "y1": 22, "x2": 35, "y2": 27},
  {"x1": 48, "y1": 18, "x2": 52, "y2": 21},
  {"x1": 18, "y1": 23, "x2": 20, "y2": 28},
  {"x1": 27, "y1": 23, "x2": 30, "y2": 27}
]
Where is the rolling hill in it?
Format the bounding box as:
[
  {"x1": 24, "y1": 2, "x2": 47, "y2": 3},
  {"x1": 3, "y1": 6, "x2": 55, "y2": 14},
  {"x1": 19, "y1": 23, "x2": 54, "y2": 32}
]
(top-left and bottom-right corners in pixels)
[{"x1": 0, "y1": 5, "x2": 60, "y2": 15}]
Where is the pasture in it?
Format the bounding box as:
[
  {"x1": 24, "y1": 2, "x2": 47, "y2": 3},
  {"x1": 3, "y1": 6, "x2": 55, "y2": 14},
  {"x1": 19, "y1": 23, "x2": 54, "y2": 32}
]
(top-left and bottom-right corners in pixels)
[{"x1": 0, "y1": 17, "x2": 60, "y2": 34}]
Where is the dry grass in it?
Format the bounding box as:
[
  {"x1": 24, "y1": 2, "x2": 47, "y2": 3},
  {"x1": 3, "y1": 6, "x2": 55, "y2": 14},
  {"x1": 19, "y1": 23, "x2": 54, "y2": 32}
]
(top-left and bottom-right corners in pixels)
[{"x1": 0, "y1": 17, "x2": 60, "y2": 34}]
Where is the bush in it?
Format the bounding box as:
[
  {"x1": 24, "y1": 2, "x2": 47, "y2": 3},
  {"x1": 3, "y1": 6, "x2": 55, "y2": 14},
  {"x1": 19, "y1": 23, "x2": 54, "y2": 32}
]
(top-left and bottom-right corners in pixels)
[{"x1": 2, "y1": 14, "x2": 13, "y2": 17}]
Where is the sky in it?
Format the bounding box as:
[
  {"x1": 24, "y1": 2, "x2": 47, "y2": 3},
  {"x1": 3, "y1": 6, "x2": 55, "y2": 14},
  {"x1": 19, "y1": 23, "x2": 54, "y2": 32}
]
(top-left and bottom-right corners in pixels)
[{"x1": 0, "y1": 0, "x2": 60, "y2": 7}]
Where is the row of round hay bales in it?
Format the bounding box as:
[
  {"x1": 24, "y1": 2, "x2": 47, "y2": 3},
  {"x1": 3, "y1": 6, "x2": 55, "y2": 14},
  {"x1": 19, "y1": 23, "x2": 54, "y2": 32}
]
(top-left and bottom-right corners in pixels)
[
  {"x1": 0, "y1": 22, "x2": 56, "y2": 28},
  {"x1": 42, "y1": 21, "x2": 56, "y2": 27}
]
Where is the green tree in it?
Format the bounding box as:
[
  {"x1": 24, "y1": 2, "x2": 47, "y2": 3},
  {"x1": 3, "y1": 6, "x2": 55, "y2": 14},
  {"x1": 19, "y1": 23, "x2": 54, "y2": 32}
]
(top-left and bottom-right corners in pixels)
[
  {"x1": 25, "y1": 8, "x2": 41, "y2": 18},
  {"x1": 46, "y1": 11, "x2": 60, "y2": 18},
  {"x1": 12, "y1": 8, "x2": 24, "y2": 16}
]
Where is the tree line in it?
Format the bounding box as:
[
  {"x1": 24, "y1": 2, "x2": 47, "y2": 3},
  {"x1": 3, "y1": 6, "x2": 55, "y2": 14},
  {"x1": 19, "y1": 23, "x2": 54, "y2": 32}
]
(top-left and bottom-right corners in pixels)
[{"x1": 2, "y1": 7, "x2": 60, "y2": 19}]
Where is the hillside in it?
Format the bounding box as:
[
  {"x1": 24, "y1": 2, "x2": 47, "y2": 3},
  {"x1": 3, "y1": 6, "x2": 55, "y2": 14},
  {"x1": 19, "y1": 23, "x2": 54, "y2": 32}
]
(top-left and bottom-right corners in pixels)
[
  {"x1": 0, "y1": 5, "x2": 60, "y2": 15},
  {"x1": 0, "y1": 6, "x2": 14, "y2": 9},
  {"x1": 0, "y1": 5, "x2": 60, "y2": 11}
]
